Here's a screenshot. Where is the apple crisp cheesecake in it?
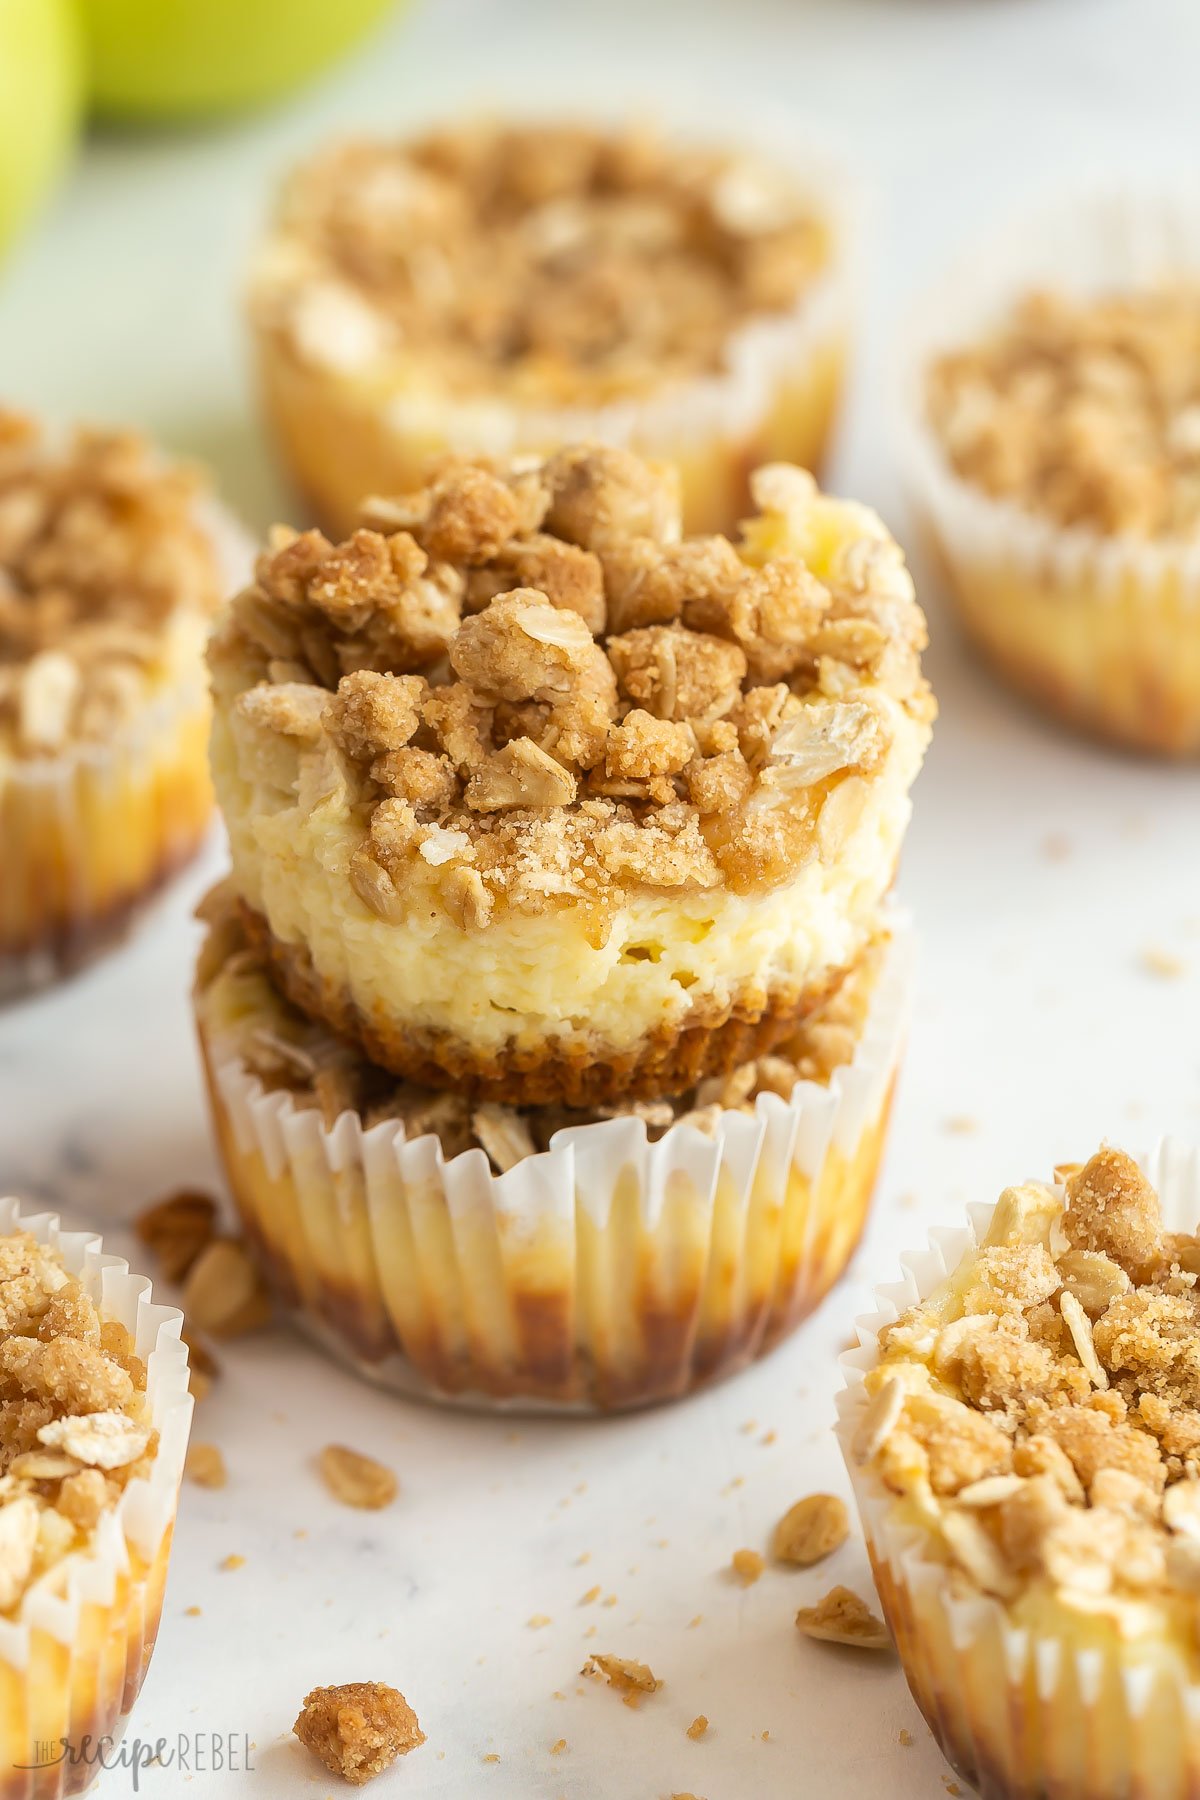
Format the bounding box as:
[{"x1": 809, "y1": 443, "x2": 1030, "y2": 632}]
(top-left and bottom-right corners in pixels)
[
  {"x1": 905, "y1": 196, "x2": 1200, "y2": 754},
  {"x1": 0, "y1": 410, "x2": 246, "y2": 995},
  {"x1": 208, "y1": 445, "x2": 933, "y2": 1107},
  {"x1": 0, "y1": 1201, "x2": 191, "y2": 1796},
  {"x1": 839, "y1": 1145, "x2": 1200, "y2": 1800},
  {"x1": 247, "y1": 119, "x2": 849, "y2": 537},
  {"x1": 193, "y1": 882, "x2": 909, "y2": 1408}
]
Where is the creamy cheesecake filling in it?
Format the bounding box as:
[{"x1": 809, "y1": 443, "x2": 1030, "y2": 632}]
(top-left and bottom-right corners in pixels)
[{"x1": 211, "y1": 681, "x2": 919, "y2": 1055}]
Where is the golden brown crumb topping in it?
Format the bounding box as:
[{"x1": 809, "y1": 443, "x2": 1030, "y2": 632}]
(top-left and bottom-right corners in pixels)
[
  {"x1": 212, "y1": 447, "x2": 930, "y2": 912},
  {"x1": 0, "y1": 1228, "x2": 157, "y2": 1612},
  {"x1": 927, "y1": 288, "x2": 1200, "y2": 538},
  {"x1": 293, "y1": 1681, "x2": 424, "y2": 1785},
  {"x1": 857, "y1": 1148, "x2": 1200, "y2": 1630},
  {"x1": 0, "y1": 411, "x2": 222, "y2": 755},
  {"x1": 253, "y1": 121, "x2": 830, "y2": 404},
  {"x1": 196, "y1": 883, "x2": 882, "y2": 1158}
]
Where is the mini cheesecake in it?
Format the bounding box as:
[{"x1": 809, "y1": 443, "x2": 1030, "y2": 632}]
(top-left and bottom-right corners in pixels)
[
  {"x1": 839, "y1": 1146, "x2": 1200, "y2": 1800},
  {"x1": 208, "y1": 446, "x2": 933, "y2": 1106},
  {"x1": 0, "y1": 411, "x2": 244, "y2": 994}
]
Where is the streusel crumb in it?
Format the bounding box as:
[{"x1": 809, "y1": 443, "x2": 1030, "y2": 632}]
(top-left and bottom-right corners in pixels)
[
  {"x1": 927, "y1": 287, "x2": 1200, "y2": 538},
  {"x1": 253, "y1": 122, "x2": 831, "y2": 405},
  {"x1": 0, "y1": 1229, "x2": 157, "y2": 1612},
  {"x1": 213, "y1": 446, "x2": 931, "y2": 918},
  {"x1": 0, "y1": 411, "x2": 221, "y2": 755},
  {"x1": 293, "y1": 1681, "x2": 424, "y2": 1785},
  {"x1": 858, "y1": 1148, "x2": 1200, "y2": 1638}
]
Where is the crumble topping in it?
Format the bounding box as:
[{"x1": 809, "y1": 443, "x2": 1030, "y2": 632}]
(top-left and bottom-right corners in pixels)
[
  {"x1": 293, "y1": 1681, "x2": 424, "y2": 1785},
  {"x1": 252, "y1": 121, "x2": 831, "y2": 405},
  {"x1": 0, "y1": 1227, "x2": 158, "y2": 1612},
  {"x1": 927, "y1": 287, "x2": 1200, "y2": 538},
  {"x1": 212, "y1": 446, "x2": 930, "y2": 915},
  {"x1": 0, "y1": 411, "x2": 222, "y2": 756},
  {"x1": 196, "y1": 883, "x2": 882, "y2": 1156},
  {"x1": 855, "y1": 1148, "x2": 1200, "y2": 1639}
]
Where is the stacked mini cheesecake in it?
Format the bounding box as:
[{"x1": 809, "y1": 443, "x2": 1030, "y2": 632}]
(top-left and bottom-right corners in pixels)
[{"x1": 195, "y1": 444, "x2": 934, "y2": 1408}]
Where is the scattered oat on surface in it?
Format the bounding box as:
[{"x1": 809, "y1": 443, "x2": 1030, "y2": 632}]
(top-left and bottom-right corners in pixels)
[
  {"x1": 185, "y1": 1443, "x2": 227, "y2": 1489},
  {"x1": 293, "y1": 1681, "x2": 423, "y2": 1785},
  {"x1": 1141, "y1": 946, "x2": 1186, "y2": 980},
  {"x1": 730, "y1": 1547, "x2": 765, "y2": 1585},
  {"x1": 795, "y1": 1586, "x2": 891, "y2": 1650},
  {"x1": 182, "y1": 1238, "x2": 271, "y2": 1340},
  {"x1": 318, "y1": 1444, "x2": 397, "y2": 1511},
  {"x1": 772, "y1": 1493, "x2": 849, "y2": 1567}
]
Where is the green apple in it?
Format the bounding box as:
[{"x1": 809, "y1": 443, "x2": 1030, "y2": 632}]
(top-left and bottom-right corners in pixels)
[
  {"x1": 80, "y1": 0, "x2": 403, "y2": 120},
  {"x1": 0, "y1": 0, "x2": 82, "y2": 259}
]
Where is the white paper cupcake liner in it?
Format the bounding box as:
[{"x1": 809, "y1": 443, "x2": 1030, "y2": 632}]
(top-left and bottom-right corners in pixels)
[
  {"x1": 0, "y1": 1196, "x2": 193, "y2": 1799},
  {"x1": 896, "y1": 192, "x2": 1200, "y2": 753},
  {"x1": 199, "y1": 918, "x2": 911, "y2": 1414},
  {"x1": 0, "y1": 501, "x2": 253, "y2": 1003},
  {"x1": 835, "y1": 1138, "x2": 1200, "y2": 1800}
]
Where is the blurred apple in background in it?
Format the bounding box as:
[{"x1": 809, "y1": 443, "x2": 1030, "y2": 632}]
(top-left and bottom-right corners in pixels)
[
  {"x1": 0, "y1": 0, "x2": 82, "y2": 258},
  {"x1": 79, "y1": 0, "x2": 403, "y2": 120}
]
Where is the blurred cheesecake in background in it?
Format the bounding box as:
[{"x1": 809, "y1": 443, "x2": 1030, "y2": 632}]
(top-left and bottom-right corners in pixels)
[
  {"x1": 247, "y1": 118, "x2": 852, "y2": 538},
  {"x1": 0, "y1": 410, "x2": 248, "y2": 997},
  {"x1": 902, "y1": 194, "x2": 1200, "y2": 756}
]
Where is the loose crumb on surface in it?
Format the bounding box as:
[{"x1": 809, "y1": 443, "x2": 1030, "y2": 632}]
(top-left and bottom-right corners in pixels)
[
  {"x1": 686, "y1": 1716, "x2": 709, "y2": 1740},
  {"x1": 528, "y1": 1614, "x2": 553, "y2": 1629},
  {"x1": 220, "y1": 1554, "x2": 245, "y2": 1572},
  {"x1": 185, "y1": 1443, "x2": 227, "y2": 1490},
  {"x1": 581, "y1": 1654, "x2": 662, "y2": 1697},
  {"x1": 730, "y1": 1548, "x2": 765, "y2": 1585},
  {"x1": 184, "y1": 1605, "x2": 202, "y2": 1617},
  {"x1": 1141, "y1": 945, "x2": 1186, "y2": 979},
  {"x1": 772, "y1": 1493, "x2": 849, "y2": 1567},
  {"x1": 795, "y1": 1586, "x2": 890, "y2": 1650},
  {"x1": 899, "y1": 1729, "x2": 913, "y2": 1747},
  {"x1": 318, "y1": 1444, "x2": 398, "y2": 1511},
  {"x1": 550, "y1": 1739, "x2": 567, "y2": 1754},
  {"x1": 293, "y1": 1682, "x2": 423, "y2": 1785},
  {"x1": 482, "y1": 1752, "x2": 500, "y2": 1763},
  {"x1": 943, "y1": 1115, "x2": 978, "y2": 1135},
  {"x1": 580, "y1": 1586, "x2": 601, "y2": 1605}
]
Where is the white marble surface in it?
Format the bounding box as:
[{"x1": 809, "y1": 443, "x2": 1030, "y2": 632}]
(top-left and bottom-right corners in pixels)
[{"x1": 3, "y1": 0, "x2": 1200, "y2": 1793}]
